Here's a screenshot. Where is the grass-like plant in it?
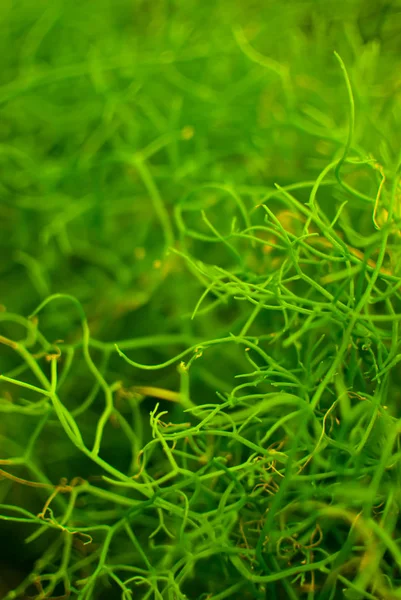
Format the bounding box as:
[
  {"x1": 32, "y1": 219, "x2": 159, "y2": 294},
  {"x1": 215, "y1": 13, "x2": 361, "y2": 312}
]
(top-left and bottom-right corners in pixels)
[{"x1": 1, "y1": 1, "x2": 401, "y2": 599}]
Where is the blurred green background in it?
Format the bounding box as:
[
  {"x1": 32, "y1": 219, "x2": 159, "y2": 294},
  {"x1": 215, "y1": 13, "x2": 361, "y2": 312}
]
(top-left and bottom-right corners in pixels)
[{"x1": 1, "y1": 0, "x2": 400, "y2": 329}]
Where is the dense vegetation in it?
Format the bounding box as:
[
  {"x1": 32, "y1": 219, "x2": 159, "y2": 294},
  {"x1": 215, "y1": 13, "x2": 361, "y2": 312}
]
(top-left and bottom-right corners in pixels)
[{"x1": 1, "y1": 1, "x2": 401, "y2": 598}]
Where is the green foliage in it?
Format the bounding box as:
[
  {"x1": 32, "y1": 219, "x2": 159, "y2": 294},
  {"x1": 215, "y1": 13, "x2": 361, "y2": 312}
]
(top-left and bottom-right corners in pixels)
[{"x1": 1, "y1": 1, "x2": 401, "y2": 599}]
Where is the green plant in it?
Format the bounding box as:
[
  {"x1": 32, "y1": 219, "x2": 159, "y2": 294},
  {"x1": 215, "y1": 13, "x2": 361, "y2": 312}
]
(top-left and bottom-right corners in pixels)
[{"x1": 1, "y1": 1, "x2": 401, "y2": 599}]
